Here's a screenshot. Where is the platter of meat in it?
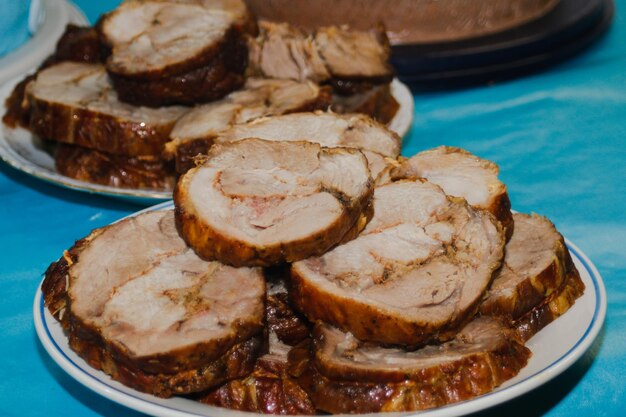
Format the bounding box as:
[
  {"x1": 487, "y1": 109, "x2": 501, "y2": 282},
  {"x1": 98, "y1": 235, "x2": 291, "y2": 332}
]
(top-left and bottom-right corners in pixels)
[
  {"x1": 33, "y1": 141, "x2": 606, "y2": 416},
  {"x1": 0, "y1": 0, "x2": 414, "y2": 204}
]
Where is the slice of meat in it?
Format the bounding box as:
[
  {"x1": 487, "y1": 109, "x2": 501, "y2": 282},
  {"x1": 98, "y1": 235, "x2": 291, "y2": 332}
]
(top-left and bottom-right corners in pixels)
[
  {"x1": 391, "y1": 146, "x2": 514, "y2": 240},
  {"x1": 515, "y1": 267, "x2": 585, "y2": 342},
  {"x1": 27, "y1": 62, "x2": 188, "y2": 156},
  {"x1": 480, "y1": 213, "x2": 574, "y2": 320},
  {"x1": 41, "y1": 209, "x2": 266, "y2": 397},
  {"x1": 100, "y1": 0, "x2": 252, "y2": 106},
  {"x1": 330, "y1": 83, "x2": 400, "y2": 125},
  {"x1": 3, "y1": 24, "x2": 104, "y2": 129},
  {"x1": 291, "y1": 179, "x2": 505, "y2": 347},
  {"x1": 248, "y1": 21, "x2": 393, "y2": 94},
  {"x1": 314, "y1": 25, "x2": 393, "y2": 95},
  {"x1": 290, "y1": 317, "x2": 531, "y2": 413},
  {"x1": 55, "y1": 144, "x2": 176, "y2": 190},
  {"x1": 174, "y1": 138, "x2": 374, "y2": 266},
  {"x1": 165, "y1": 78, "x2": 332, "y2": 173},
  {"x1": 214, "y1": 112, "x2": 401, "y2": 180}
]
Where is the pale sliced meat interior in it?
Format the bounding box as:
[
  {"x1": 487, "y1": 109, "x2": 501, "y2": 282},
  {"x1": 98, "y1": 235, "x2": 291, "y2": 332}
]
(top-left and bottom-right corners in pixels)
[
  {"x1": 314, "y1": 26, "x2": 391, "y2": 78},
  {"x1": 184, "y1": 139, "x2": 372, "y2": 247},
  {"x1": 315, "y1": 316, "x2": 524, "y2": 381},
  {"x1": 481, "y1": 213, "x2": 570, "y2": 318},
  {"x1": 168, "y1": 78, "x2": 325, "y2": 145},
  {"x1": 101, "y1": 0, "x2": 236, "y2": 75},
  {"x1": 292, "y1": 180, "x2": 504, "y2": 345},
  {"x1": 215, "y1": 112, "x2": 400, "y2": 178},
  {"x1": 69, "y1": 210, "x2": 265, "y2": 358},
  {"x1": 27, "y1": 62, "x2": 187, "y2": 125},
  {"x1": 392, "y1": 146, "x2": 506, "y2": 211}
]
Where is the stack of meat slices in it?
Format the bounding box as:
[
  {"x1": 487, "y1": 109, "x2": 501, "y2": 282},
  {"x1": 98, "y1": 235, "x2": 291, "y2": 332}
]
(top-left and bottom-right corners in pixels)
[
  {"x1": 42, "y1": 138, "x2": 586, "y2": 413},
  {"x1": 41, "y1": 209, "x2": 266, "y2": 397},
  {"x1": 248, "y1": 21, "x2": 399, "y2": 123},
  {"x1": 98, "y1": 0, "x2": 255, "y2": 107}
]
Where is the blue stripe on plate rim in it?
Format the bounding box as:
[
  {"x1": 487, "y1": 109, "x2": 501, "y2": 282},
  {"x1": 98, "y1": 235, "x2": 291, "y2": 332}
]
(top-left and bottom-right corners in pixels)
[{"x1": 33, "y1": 204, "x2": 607, "y2": 417}]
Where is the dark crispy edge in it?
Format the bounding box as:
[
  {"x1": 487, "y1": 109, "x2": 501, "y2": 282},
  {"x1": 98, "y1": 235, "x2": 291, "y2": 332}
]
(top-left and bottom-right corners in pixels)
[
  {"x1": 288, "y1": 329, "x2": 531, "y2": 414},
  {"x1": 109, "y1": 28, "x2": 248, "y2": 107},
  {"x1": 331, "y1": 84, "x2": 399, "y2": 125},
  {"x1": 170, "y1": 86, "x2": 333, "y2": 175},
  {"x1": 515, "y1": 266, "x2": 585, "y2": 342},
  {"x1": 42, "y1": 212, "x2": 266, "y2": 376},
  {"x1": 28, "y1": 85, "x2": 179, "y2": 156},
  {"x1": 174, "y1": 144, "x2": 374, "y2": 267},
  {"x1": 480, "y1": 213, "x2": 572, "y2": 320},
  {"x1": 290, "y1": 188, "x2": 505, "y2": 347},
  {"x1": 55, "y1": 143, "x2": 176, "y2": 190}
]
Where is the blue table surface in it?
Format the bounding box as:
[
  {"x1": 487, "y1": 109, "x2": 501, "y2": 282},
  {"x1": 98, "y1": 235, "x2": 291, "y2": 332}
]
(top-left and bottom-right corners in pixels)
[{"x1": 1, "y1": 1, "x2": 624, "y2": 416}]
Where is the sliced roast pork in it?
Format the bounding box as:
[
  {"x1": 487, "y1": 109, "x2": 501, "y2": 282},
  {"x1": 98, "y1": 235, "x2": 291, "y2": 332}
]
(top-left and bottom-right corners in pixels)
[
  {"x1": 55, "y1": 144, "x2": 176, "y2": 190},
  {"x1": 165, "y1": 78, "x2": 332, "y2": 173},
  {"x1": 100, "y1": 0, "x2": 253, "y2": 106},
  {"x1": 248, "y1": 21, "x2": 393, "y2": 94},
  {"x1": 213, "y1": 112, "x2": 401, "y2": 180},
  {"x1": 175, "y1": 138, "x2": 374, "y2": 267},
  {"x1": 198, "y1": 269, "x2": 315, "y2": 414},
  {"x1": 330, "y1": 83, "x2": 399, "y2": 125},
  {"x1": 41, "y1": 209, "x2": 266, "y2": 397},
  {"x1": 27, "y1": 62, "x2": 187, "y2": 156},
  {"x1": 391, "y1": 146, "x2": 514, "y2": 240},
  {"x1": 289, "y1": 317, "x2": 530, "y2": 413},
  {"x1": 515, "y1": 267, "x2": 585, "y2": 341},
  {"x1": 291, "y1": 180, "x2": 505, "y2": 347},
  {"x1": 480, "y1": 213, "x2": 576, "y2": 320}
]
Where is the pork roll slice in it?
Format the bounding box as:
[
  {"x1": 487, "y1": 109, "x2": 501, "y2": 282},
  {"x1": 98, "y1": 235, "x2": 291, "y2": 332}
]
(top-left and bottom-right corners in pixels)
[
  {"x1": 214, "y1": 112, "x2": 401, "y2": 181},
  {"x1": 248, "y1": 21, "x2": 393, "y2": 94},
  {"x1": 515, "y1": 267, "x2": 585, "y2": 342},
  {"x1": 289, "y1": 317, "x2": 531, "y2": 413},
  {"x1": 41, "y1": 209, "x2": 266, "y2": 397},
  {"x1": 100, "y1": 0, "x2": 253, "y2": 106},
  {"x1": 480, "y1": 213, "x2": 577, "y2": 320},
  {"x1": 55, "y1": 144, "x2": 176, "y2": 190},
  {"x1": 165, "y1": 78, "x2": 332, "y2": 173},
  {"x1": 291, "y1": 180, "x2": 505, "y2": 347},
  {"x1": 175, "y1": 138, "x2": 374, "y2": 266},
  {"x1": 27, "y1": 62, "x2": 187, "y2": 156},
  {"x1": 391, "y1": 146, "x2": 514, "y2": 240}
]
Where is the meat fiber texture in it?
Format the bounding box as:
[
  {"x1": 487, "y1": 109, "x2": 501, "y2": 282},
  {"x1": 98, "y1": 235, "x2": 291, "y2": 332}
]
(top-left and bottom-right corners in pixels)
[
  {"x1": 174, "y1": 138, "x2": 374, "y2": 267},
  {"x1": 27, "y1": 62, "x2": 188, "y2": 156},
  {"x1": 289, "y1": 317, "x2": 531, "y2": 413},
  {"x1": 248, "y1": 21, "x2": 393, "y2": 95},
  {"x1": 391, "y1": 146, "x2": 514, "y2": 240},
  {"x1": 41, "y1": 209, "x2": 266, "y2": 397},
  {"x1": 213, "y1": 112, "x2": 401, "y2": 182},
  {"x1": 99, "y1": 0, "x2": 254, "y2": 106},
  {"x1": 165, "y1": 78, "x2": 332, "y2": 173},
  {"x1": 291, "y1": 179, "x2": 505, "y2": 347}
]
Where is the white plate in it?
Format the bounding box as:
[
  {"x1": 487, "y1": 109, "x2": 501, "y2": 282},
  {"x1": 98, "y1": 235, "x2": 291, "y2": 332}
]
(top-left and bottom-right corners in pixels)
[
  {"x1": 33, "y1": 200, "x2": 607, "y2": 417},
  {"x1": 0, "y1": 75, "x2": 413, "y2": 204},
  {"x1": 0, "y1": 0, "x2": 88, "y2": 86}
]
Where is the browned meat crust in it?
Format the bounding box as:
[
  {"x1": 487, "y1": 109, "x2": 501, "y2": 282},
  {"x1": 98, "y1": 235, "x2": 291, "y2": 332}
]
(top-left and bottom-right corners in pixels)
[
  {"x1": 198, "y1": 354, "x2": 316, "y2": 414},
  {"x1": 54, "y1": 144, "x2": 175, "y2": 190},
  {"x1": 481, "y1": 213, "x2": 574, "y2": 320},
  {"x1": 3, "y1": 24, "x2": 104, "y2": 129},
  {"x1": 330, "y1": 84, "x2": 399, "y2": 125},
  {"x1": 289, "y1": 318, "x2": 531, "y2": 413},
  {"x1": 515, "y1": 267, "x2": 585, "y2": 342},
  {"x1": 109, "y1": 29, "x2": 248, "y2": 107},
  {"x1": 267, "y1": 292, "x2": 311, "y2": 347}
]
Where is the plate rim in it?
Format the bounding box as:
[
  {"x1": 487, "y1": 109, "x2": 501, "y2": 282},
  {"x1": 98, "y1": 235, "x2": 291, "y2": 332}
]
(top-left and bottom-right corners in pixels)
[
  {"x1": 0, "y1": 77, "x2": 413, "y2": 204},
  {"x1": 33, "y1": 203, "x2": 607, "y2": 417}
]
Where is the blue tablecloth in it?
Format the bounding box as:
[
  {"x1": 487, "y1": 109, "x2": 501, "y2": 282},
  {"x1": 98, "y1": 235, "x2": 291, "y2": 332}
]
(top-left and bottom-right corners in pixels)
[{"x1": 0, "y1": 1, "x2": 624, "y2": 416}]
